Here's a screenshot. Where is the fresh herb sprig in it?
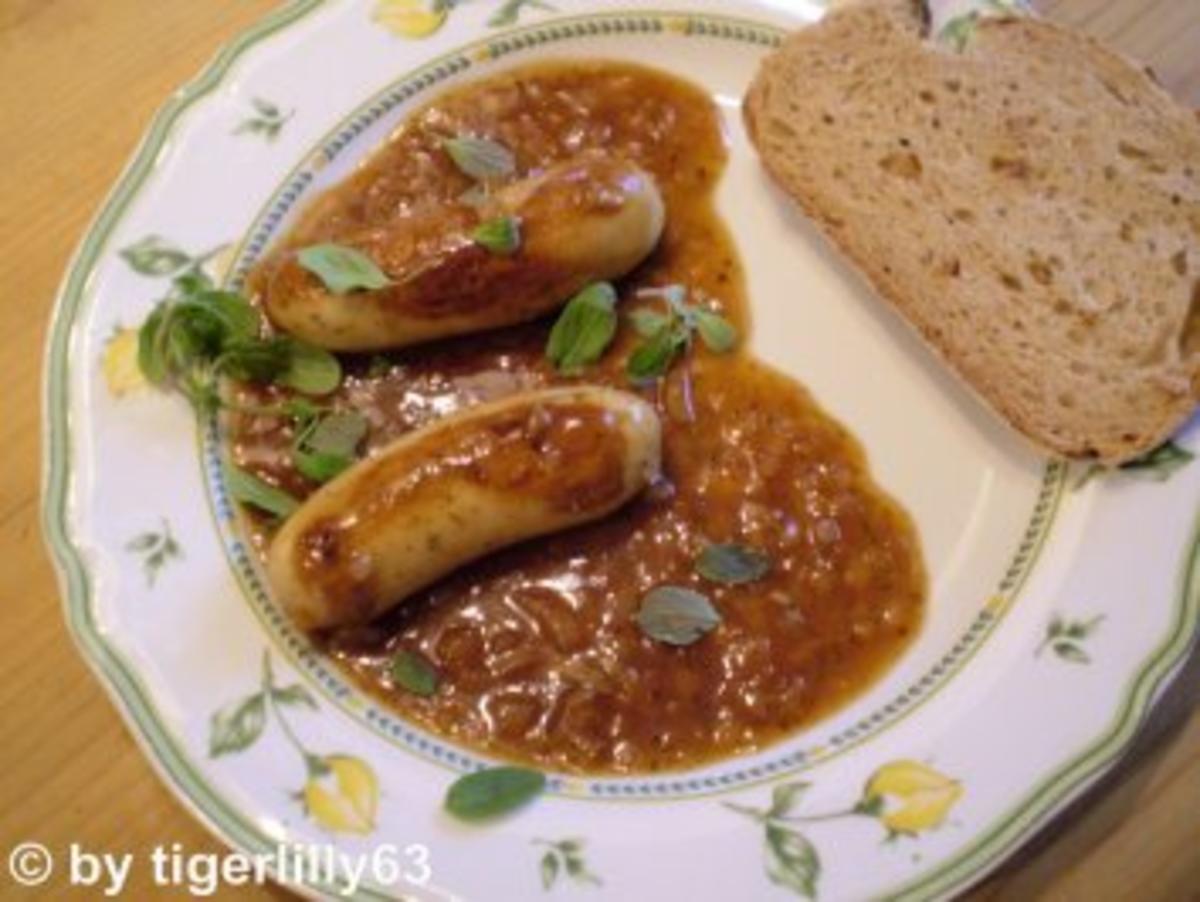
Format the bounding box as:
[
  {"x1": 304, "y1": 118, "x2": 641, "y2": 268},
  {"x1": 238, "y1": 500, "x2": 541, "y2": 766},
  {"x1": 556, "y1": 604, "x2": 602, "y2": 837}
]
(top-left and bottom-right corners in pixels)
[
  {"x1": 219, "y1": 400, "x2": 367, "y2": 522},
  {"x1": 472, "y1": 215, "x2": 522, "y2": 255},
  {"x1": 444, "y1": 134, "x2": 517, "y2": 214},
  {"x1": 695, "y1": 543, "x2": 770, "y2": 585},
  {"x1": 390, "y1": 649, "x2": 440, "y2": 697},
  {"x1": 224, "y1": 464, "x2": 300, "y2": 519},
  {"x1": 443, "y1": 135, "x2": 515, "y2": 182},
  {"x1": 297, "y1": 243, "x2": 392, "y2": 294},
  {"x1": 290, "y1": 405, "x2": 368, "y2": 484},
  {"x1": 635, "y1": 586, "x2": 721, "y2": 646},
  {"x1": 626, "y1": 284, "x2": 737, "y2": 383},
  {"x1": 545, "y1": 282, "x2": 618, "y2": 373},
  {"x1": 136, "y1": 269, "x2": 341, "y2": 414},
  {"x1": 445, "y1": 766, "x2": 546, "y2": 821}
]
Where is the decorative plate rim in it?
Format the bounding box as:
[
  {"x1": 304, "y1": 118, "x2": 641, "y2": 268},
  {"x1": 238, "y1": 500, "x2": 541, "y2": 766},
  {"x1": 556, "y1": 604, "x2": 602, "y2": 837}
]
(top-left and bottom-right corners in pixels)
[{"x1": 39, "y1": 1, "x2": 1200, "y2": 899}]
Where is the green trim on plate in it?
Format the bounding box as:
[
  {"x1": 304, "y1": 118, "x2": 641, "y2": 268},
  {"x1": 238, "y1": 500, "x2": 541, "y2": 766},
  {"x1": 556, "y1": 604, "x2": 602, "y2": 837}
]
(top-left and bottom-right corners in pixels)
[{"x1": 891, "y1": 511, "x2": 1200, "y2": 900}]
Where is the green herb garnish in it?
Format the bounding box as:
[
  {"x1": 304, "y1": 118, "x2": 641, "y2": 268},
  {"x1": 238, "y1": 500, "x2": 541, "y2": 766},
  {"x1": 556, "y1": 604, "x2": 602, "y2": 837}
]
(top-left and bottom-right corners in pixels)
[
  {"x1": 625, "y1": 284, "x2": 737, "y2": 383},
  {"x1": 281, "y1": 396, "x2": 326, "y2": 423},
  {"x1": 458, "y1": 184, "x2": 489, "y2": 208},
  {"x1": 224, "y1": 464, "x2": 300, "y2": 519},
  {"x1": 472, "y1": 215, "x2": 522, "y2": 255},
  {"x1": 136, "y1": 271, "x2": 341, "y2": 413},
  {"x1": 275, "y1": 337, "x2": 343, "y2": 395},
  {"x1": 627, "y1": 308, "x2": 669, "y2": 338},
  {"x1": 693, "y1": 308, "x2": 738, "y2": 352},
  {"x1": 443, "y1": 135, "x2": 516, "y2": 181},
  {"x1": 626, "y1": 322, "x2": 688, "y2": 382},
  {"x1": 444, "y1": 766, "x2": 546, "y2": 821},
  {"x1": 695, "y1": 543, "x2": 770, "y2": 585},
  {"x1": 635, "y1": 586, "x2": 721, "y2": 646},
  {"x1": 545, "y1": 282, "x2": 619, "y2": 374},
  {"x1": 390, "y1": 649, "x2": 440, "y2": 697},
  {"x1": 292, "y1": 409, "x2": 368, "y2": 484},
  {"x1": 215, "y1": 336, "x2": 291, "y2": 384},
  {"x1": 296, "y1": 243, "x2": 392, "y2": 294},
  {"x1": 137, "y1": 303, "x2": 172, "y2": 384}
]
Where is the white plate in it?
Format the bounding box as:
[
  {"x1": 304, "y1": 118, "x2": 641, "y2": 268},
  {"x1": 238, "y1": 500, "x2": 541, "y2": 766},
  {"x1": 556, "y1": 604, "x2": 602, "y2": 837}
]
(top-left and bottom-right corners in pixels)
[{"x1": 43, "y1": 1, "x2": 1199, "y2": 899}]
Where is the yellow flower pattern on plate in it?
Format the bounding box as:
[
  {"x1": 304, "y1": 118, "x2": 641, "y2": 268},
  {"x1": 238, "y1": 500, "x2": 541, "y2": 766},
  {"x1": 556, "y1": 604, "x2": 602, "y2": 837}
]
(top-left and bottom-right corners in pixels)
[
  {"x1": 303, "y1": 755, "x2": 380, "y2": 835},
  {"x1": 209, "y1": 653, "x2": 381, "y2": 836},
  {"x1": 102, "y1": 328, "x2": 146, "y2": 397},
  {"x1": 371, "y1": 0, "x2": 557, "y2": 39},
  {"x1": 863, "y1": 759, "x2": 964, "y2": 836},
  {"x1": 727, "y1": 759, "x2": 964, "y2": 897},
  {"x1": 372, "y1": 0, "x2": 448, "y2": 39}
]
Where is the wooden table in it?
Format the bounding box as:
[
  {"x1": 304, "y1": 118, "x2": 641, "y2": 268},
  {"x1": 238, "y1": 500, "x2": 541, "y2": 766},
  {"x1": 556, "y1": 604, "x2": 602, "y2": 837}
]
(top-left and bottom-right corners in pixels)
[{"x1": 1, "y1": 1, "x2": 1196, "y2": 898}]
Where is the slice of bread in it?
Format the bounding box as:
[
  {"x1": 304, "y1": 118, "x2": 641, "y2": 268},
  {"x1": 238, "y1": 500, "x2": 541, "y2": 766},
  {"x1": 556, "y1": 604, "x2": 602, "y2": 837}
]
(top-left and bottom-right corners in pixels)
[{"x1": 744, "y1": 0, "x2": 1200, "y2": 463}]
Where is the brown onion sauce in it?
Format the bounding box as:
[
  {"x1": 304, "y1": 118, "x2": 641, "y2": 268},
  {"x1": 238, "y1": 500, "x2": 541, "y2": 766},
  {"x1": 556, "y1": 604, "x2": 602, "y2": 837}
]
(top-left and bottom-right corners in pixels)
[{"x1": 235, "y1": 61, "x2": 926, "y2": 774}]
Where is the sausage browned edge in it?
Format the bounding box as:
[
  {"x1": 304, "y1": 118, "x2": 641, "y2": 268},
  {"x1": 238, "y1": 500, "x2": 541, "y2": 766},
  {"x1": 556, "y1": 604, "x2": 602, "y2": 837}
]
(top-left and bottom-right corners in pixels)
[
  {"x1": 263, "y1": 156, "x2": 666, "y2": 351},
  {"x1": 266, "y1": 386, "x2": 663, "y2": 629}
]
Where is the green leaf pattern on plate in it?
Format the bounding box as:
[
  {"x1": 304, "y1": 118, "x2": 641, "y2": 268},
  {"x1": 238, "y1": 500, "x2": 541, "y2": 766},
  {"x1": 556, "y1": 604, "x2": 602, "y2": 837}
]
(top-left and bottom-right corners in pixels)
[
  {"x1": 489, "y1": 0, "x2": 558, "y2": 28},
  {"x1": 371, "y1": 0, "x2": 558, "y2": 40},
  {"x1": 534, "y1": 838, "x2": 602, "y2": 891},
  {"x1": 209, "y1": 694, "x2": 267, "y2": 757},
  {"x1": 234, "y1": 96, "x2": 294, "y2": 141},
  {"x1": 119, "y1": 236, "x2": 227, "y2": 279},
  {"x1": 937, "y1": 12, "x2": 978, "y2": 52},
  {"x1": 765, "y1": 824, "x2": 821, "y2": 899},
  {"x1": 726, "y1": 761, "x2": 963, "y2": 897},
  {"x1": 125, "y1": 518, "x2": 182, "y2": 586},
  {"x1": 1036, "y1": 613, "x2": 1104, "y2": 664},
  {"x1": 1075, "y1": 440, "x2": 1195, "y2": 489},
  {"x1": 208, "y1": 652, "x2": 379, "y2": 834},
  {"x1": 932, "y1": 0, "x2": 1031, "y2": 52}
]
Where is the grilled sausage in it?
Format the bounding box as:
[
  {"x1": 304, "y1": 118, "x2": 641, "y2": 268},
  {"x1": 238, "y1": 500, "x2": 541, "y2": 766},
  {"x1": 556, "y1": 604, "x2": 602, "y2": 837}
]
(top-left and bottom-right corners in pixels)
[
  {"x1": 266, "y1": 387, "x2": 662, "y2": 629},
  {"x1": 262, "y1": 156, "x2": 665, "y2": 351}
]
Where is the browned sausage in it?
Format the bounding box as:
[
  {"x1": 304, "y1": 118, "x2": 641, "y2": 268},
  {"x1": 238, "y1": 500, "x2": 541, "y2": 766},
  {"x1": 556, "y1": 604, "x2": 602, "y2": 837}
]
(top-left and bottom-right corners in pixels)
[
  {"x1": 266, "y1": 387, "x2": 662, "y2": 629},
  {"x1": 262, "y1": 156, "x2": 665, "y2": 351}
]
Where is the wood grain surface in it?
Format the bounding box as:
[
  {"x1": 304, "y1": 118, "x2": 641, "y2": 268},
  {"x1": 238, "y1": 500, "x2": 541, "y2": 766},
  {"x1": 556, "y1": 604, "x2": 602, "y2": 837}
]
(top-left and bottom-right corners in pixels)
[{"x1": 1, "y1": 1, "x2": 1196, "y2": 899}]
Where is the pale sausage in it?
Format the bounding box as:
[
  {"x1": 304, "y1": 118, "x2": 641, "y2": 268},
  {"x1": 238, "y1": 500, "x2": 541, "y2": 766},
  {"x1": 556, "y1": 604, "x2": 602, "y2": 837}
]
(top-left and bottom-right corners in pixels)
[
  {"x1": 266, "y1": 387, "x2": 662, "y2": 629},
  {"x1": 263, "y1": 156, "x2": 665, "y2": 351}
]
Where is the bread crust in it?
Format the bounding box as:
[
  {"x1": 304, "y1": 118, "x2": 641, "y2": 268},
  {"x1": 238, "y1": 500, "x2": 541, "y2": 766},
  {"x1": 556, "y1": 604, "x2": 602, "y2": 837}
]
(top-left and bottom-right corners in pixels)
[{"x1": 745, "y1": 0, "x2": 1200, "y2": 463}]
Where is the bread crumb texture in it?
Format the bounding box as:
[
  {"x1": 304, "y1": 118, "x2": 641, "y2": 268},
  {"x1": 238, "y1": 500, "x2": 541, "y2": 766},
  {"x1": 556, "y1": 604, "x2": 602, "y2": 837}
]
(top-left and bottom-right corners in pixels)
[{"x1": 745, "y1": 0, "x2": 1200, "y2": 462}]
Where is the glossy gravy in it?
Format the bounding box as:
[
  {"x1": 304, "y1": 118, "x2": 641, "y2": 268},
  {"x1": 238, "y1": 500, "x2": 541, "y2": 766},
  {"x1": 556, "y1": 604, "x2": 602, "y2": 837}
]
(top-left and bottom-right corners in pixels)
[{"x1": 236, "y1": 61, "x2": 926, "y2": 774}]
